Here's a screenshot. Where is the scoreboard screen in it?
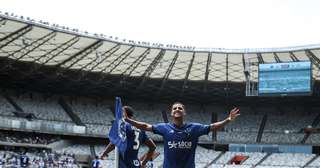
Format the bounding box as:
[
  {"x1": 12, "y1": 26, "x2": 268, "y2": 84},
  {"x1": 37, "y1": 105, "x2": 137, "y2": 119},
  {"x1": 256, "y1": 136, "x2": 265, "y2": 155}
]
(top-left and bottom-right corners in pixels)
[{"x1": 258, "y1": 61, "x2": 312, "y2": 96}]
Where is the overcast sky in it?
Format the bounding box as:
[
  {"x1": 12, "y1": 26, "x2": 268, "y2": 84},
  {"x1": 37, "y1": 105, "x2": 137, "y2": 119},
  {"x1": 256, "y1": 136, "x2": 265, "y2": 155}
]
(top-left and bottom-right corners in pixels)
[{"x1": 2, "y1": 0, "x2": 320, "y2": 49}]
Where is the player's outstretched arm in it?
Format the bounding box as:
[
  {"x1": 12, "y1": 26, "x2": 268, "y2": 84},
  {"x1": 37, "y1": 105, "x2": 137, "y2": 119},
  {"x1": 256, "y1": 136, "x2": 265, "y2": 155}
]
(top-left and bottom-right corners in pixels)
[
  {"x1": 125, "y1": 117, "x2": 153, "y2": 132},
  {"x1": 141, "y1": 139, "x2": 156, "y2": 166},
  {"x1": 100, "y1": 142, "x2": 115, "y2": 159},
  {"x1": 210, "y1": 107, "x2": 240, "y2": 131}
]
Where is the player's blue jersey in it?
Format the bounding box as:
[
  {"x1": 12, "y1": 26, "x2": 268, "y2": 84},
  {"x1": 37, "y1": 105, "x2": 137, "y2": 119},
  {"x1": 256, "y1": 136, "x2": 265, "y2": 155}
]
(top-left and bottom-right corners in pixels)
[
  {"x1": 152, "y1": 123, "x2": 210, "y2": 168},
  {"x1": 119, "y1": 122, "x2": 148, "y2": 168}
]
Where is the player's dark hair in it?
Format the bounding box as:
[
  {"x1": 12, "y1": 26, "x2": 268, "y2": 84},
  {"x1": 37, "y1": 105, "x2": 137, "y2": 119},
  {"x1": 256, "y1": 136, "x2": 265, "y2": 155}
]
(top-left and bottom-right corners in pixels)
[
  {"x1": 172, "y1": 102, "x2": 185, "y2": 110},
  {"x1": 123, "y1": 106, "x2": 134, "y2": 118}
]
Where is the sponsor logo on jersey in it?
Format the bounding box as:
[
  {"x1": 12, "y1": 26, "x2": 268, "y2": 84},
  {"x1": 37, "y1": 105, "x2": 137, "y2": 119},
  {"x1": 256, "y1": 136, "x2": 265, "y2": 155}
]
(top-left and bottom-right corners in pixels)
[
  {"x1": 133, "y1": 160, "x2": 140, "y2": 166},
  {"x1": 168, "y1": 141, "x2": 192, "y2": 149}
]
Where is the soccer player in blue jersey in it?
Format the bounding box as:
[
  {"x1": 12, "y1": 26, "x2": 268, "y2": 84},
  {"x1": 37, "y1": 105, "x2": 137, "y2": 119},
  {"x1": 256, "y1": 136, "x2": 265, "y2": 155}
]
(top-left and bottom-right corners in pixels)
[
  {"x1": 125, "y1": 102, "x2": 240, "y2": 168},
  {"x1": 100, "y1": 106, "x2": 156, "y2": 168}
]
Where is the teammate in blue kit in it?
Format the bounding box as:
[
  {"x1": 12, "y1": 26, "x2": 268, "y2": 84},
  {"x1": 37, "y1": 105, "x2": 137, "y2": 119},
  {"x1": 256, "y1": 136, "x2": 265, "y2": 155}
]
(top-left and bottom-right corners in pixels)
[
  {"x1": 101, "y1": 106, "x2": 156, "y2": 168},
  {"x1": 125, "y1": 102, "x2": 240, "y2": 168}
]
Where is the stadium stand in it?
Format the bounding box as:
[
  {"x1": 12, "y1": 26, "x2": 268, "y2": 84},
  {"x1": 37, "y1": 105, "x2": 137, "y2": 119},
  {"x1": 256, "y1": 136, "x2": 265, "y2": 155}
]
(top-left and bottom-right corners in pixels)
[
  {"x1": 0, "y1": 93, "x2": 15, "y2": 117},
  {"x1": 10, "y1": 92, "x2": 72, "y2": 122},
  {"x1": 68, "y1": 97, "x2": 113, "y2": 125},
  {"x1": 307, "y1": 155, "x2": 320, "y2": 167},
  {"x1": 260, "y1": 153, "x2": 315, "y2": 167}
]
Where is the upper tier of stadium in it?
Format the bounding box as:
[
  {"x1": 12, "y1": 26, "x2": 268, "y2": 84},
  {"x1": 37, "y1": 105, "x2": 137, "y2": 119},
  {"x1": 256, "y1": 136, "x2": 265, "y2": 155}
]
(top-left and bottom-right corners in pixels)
[
  {"x1": 1, "y1": 12, "x2": 320, "y2": 81},
  {"x1": 1, "y1": 12, "x2": 320, "y2": 103}
]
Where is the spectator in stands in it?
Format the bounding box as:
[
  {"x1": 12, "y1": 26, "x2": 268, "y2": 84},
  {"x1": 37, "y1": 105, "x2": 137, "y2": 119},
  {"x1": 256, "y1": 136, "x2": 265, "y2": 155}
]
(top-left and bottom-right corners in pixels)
[
  {"x1": 100, "y1": 106, "x2": 156, "y2": 168},
  {"x1": 9, "y1": 154, "x2": 18, "y2": 168},
  {"x1": 47, "y1": 153, "x2": 54, "y2": 167},
  {"x1": 19, "y1": 151, "x2": 29, "y2": 167},
  {"x1": 125, "y1": 102, "x2": 240, "y2": 168},
  {"x1": 38, "y1": 158, "x2": 45, "y2": 168},
  {"x1": 0, "y1": 154, "x2": 5, "y2": 168},
  {"x1": 91, "y1": 155, "x2": 102, "y2": 168}
]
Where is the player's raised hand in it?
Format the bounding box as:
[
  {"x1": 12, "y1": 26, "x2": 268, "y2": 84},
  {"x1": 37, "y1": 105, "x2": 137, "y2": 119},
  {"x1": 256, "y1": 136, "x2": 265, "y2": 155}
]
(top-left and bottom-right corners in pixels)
[{"x1": 229, "y1": 107, "x2": 240, "y2": 121}]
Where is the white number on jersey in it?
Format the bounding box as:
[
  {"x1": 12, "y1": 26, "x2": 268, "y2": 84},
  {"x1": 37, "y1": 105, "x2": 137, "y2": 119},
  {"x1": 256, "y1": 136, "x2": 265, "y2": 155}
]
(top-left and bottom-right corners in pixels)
[{"x1": 133, "y1": 130, "x2": 140, "y2": 150}]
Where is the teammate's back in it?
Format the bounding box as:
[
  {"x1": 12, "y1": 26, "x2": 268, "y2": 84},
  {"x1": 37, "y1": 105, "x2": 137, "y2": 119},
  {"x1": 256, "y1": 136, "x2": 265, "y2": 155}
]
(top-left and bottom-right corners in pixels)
[{"x1": 120, "y1": 123, "x2": 148, "y2": 167}]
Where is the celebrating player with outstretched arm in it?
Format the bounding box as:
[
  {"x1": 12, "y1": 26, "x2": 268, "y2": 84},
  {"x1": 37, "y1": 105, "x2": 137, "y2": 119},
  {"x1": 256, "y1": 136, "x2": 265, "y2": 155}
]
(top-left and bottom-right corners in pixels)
[{"x1": 125, "y1": 102, "x2": 240, "y2": 168}]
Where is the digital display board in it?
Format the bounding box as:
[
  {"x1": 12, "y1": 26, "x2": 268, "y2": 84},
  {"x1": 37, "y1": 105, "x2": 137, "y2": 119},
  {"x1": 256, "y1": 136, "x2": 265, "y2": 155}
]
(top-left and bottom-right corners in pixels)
[{"x1": 258, "y1": 61, "x2": 312, "y2": 96}]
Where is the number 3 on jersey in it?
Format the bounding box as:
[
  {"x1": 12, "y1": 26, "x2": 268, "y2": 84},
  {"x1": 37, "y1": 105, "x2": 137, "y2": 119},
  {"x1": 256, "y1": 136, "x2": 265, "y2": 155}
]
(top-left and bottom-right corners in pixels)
[{"x1": 133, "y1": 129, "x2": 140, "y2": 150}]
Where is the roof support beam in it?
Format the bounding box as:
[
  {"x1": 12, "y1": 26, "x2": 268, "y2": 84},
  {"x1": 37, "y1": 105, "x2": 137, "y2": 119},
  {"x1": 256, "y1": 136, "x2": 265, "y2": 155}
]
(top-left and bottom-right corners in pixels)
[
  {"x1": 180, "y1": 52, "x2": 195, "y2": 97},
  {"x1": 242, "y1": 53, "x2": 246, "y2": 68},
  {"x1": 0, "y1": 18, "x2": 6, "y2": 25},
  {"x1": 73, "y1": 44, "x2": 122, "y2": 81},
  {"x1": 122, "y1": 48, "x2": 151, "y2": 76},
  {"x1": 137, "y1": 49, "x2": 165, "y2": 89},
  {"x1": 256, "y1": 53, "x2": 264, "y2": 64},
  {"x1": 107, "y1": 46, "x2": 135, "y2": 74},
  {"x1": 98, "y1": 45, "x2": 134, "y2": 74},
  {"x1": 225, "y1": 54, "x2": 230, "y2": 108},
  {"x1": 156, "y1": 51, "x2": 179, "y2": 97},
  {"x1": 203, "y1": 52, "x2": 212, "y2": 93},
  {"x1": 91, "y1": 44, "x2": 121, "y2": 72},
  {"x1": 15, "y1": 31, "x2": 57, "y2": 61},
  {"x1": 305, "y1": 50, "x2": 320, "y2": 68},
  {"x1": 80, "y1": 43, "x2": 121, "y2": 71},
  {"x1": 226, "y1": 54, "x2": 229, "y2": 82},
  {"x1": 40, "y1": 36, "x2": 80, "y2": 64},
  {"x1": 289, "y1": 51, "x2": 299, "y2": 61},
  {"x1": 106, "y1": 48, "x2": 153, "y2": 91},
  {"x1": 242, "y1": 53, "x2": 249, "y2": 77},
  {"x1": 22, "y1": 36, "x2": 80, "y2": 76},
  {"x1": 96, "y1": 46, "x2": 135, "y2": 83},
  {"x1": 0, "y1": 25, "x2": 32, "y2": 49},
  {"x1": 0, "y1": 31, "x2": 57, "y2": 72},
  {"x1": 273, "y1": 52, "x2": 281, "y2": 63},
  {"x1": 57, "y1": 40, "x2": 103, "y2": 68}
]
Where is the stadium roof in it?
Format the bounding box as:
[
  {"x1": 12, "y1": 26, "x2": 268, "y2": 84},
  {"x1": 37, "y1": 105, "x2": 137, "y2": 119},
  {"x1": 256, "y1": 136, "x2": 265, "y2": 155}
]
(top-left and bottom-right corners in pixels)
[{"x1": 0, "y1": 13, "x2": 320, "y2": 104}]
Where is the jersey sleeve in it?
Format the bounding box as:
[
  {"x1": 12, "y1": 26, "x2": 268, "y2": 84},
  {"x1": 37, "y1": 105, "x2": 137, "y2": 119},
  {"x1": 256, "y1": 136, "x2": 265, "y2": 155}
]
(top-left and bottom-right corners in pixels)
[
  {"x1": 152, "y1": 123, "x2": 167, "y2": 135},
  {"x1": 141, "y1": 130, "x2": 148, "y2": 143},
  {"x1": 193, "y1": 123, "x2": 210, "y2": 137},
  {"x1": 125, "y1": 123, "x2": 132, "y2": 135}
]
